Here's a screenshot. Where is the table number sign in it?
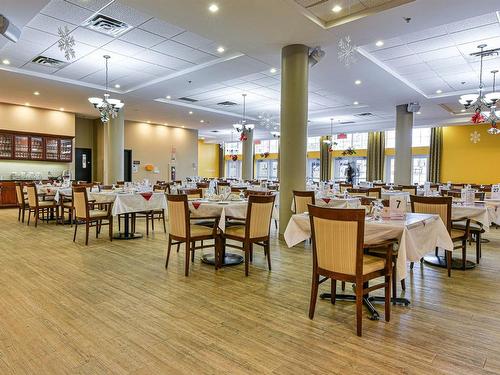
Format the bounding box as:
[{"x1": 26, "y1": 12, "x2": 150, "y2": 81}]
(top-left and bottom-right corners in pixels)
[
  {"x1": 390, "y1": 195, "x2": 406, "y2": 218},
  {"x1": 492, "y1": 184, "x2": 500, "y2": 199}
]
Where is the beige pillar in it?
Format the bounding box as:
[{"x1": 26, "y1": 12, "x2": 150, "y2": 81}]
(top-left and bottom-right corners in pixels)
[
  {"x1": 103, "y1": 110, "x2": 125, "y2": 184},
  {"x1": 394, "y1": 104, "x2": 413, "y2": 185},
  {"x1": 242, "y1": 130, "x2": 254, "y2": 180},
  {"x1": 279, "y1": 44, "x2": 309, "y2": 234}
]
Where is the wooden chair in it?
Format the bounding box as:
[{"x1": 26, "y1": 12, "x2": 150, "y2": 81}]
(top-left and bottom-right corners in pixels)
[
  {"x1": 165, "y1": 194, "x2": 219, "y2": 276},
  {"x1": 367, "y1": 187, "x2": 382, "y2": 199},
  {"x1": 231, "y1": 187, "x2": 247, "y2": 194},
  {"x1": 59, "y1": 192, "x2": 73, "y2": 226},
  {"x1": 72, "y1": 186, "x2": 113, "y2": 245},
  {"x1": 339, "y1": 183, "x2": 353, "y2": 193},
  {"x1": 217, "y1": 182, "x2": 230, "y2": 195},
  {"x1": 196, "y1": 182, "x2": 209, "y2": 197},
  {"x1": 26, "y1": 183, "x2": 58, "y2": 227},
  {"x1": 307, "y1": 206, "x2": 392, "y2": 336},
  {"x1": 401, "y1": 185, "x2": 417, "y2": 195},
  {"x1": 15, "y1": 183, "x2": 28, "y2": 223},
  {"x1": 293, "y1": 190, "x2": 315, "y2": 214},
  {"x1": 347, "y1": 188, "x2": 368, "y2": 197},
  {"x1": 384, "y1": 185, "x2": 403, "y2": 191},
  {"x1": 410, "y1": 196, "x2": 470, "y2": 275},
  {"x1": 222, "y1": 195, "x2": 276, "y2": 276},
  {"x1": 182, "y1": 188, "x2": 203, "y2": 199}
]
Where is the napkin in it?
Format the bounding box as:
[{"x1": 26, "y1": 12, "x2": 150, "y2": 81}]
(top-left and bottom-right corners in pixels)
[
  {"x1": 192, "y1": 202, "x2": 202, "y2": 209},
  {"x1": 322, "y1": 198, "x2": 331, "y2": 204},
  {"x1": 140, "y1": 192, "x2": 153, "y2": 201}
]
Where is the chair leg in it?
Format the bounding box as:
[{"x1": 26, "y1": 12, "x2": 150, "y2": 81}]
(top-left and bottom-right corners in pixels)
[
  {"x1": 341, "y1": 281, "x2": 346, "y2": 291},
  {"x1": 244, "y1": 242, "x2": 250, "y2": 276},
  {"x1": 476, "y1": 232, "x2": 480, "y2": 264},
  {"x1": 165, "y1": 236, "x2": 172, "y2": 269},
  {"x1": 184, "y1": 240, "x2": 190, "y2": 276},
  {"x1": 177, "y1": 243, "x2": 180, "y2": 253},
  {"x1": 109, "y1": 217, "x2": 113, "y2": 242},
  {"x1": 385, "y1": 275, "x2": 391, "y2": 322},
  {"x1": 118, "y1": 215, "x2": 121, "y2": 232},
  {"x1": 266, "y1": 241, "x2": 271, "y2": 271},
  {"x1": 146, "y1": 214, "x2": 149, "y2": 237},
  {"x1": 410, "y1": 262, "x2": 414, "y2": 270},
  {"x1": 249, "y1": 243, "x2": 253, "y2": 263},
  {"x1": 331, "y1": 279, "x2": 336, "y2": 304},
  {"x1": 191, "y1": 242, "x2": 195, "y2": 262},
  {"x1": 151, "y1": 212, "x2": 155, "y2": 231},
  {"x1": 400, "y1": 279, "x2": 406, "y2": 291},
  {"x1": 34, "y1": 209, "x2": 38, "y2": 228},
  {"x1": 27, "y1": 210, "x2": 31, "y2": 226},
  {"x1": 73, "y1": 220, "x2": 78, "y2": 242},
  {"x1": 85, "y1": 220, "x2": 90, "y2": 246},
  {"x1": 462, "y1": 240, "x2": 467, "y2": 271},
  {"x1": 308, "y1": 274, "x2": 319, "y2": 319},
  {"x1": 162, "y1": 211, "x2": 166, "y2": 233},
  {"x1": 18, "y1": 207, "x2": 21, "y2": 221},
  {"x1": 392, "y1": 262, "x2": 397, "y2": 305},
  {"x1": 21, "y1": 208, "x2": 26, "y2": 223},
  {"x1": 356, "y1": 280, "x2": 363, "y2": 337},
  {"x1": 446, "y1": 250, "x2": 452, "y2": 277}
]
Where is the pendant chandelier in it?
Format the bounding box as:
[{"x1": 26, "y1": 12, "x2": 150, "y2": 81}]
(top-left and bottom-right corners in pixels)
[
  {"x1": 233, "y1": 94, "x2": 254, "y2": 141},
  {"x1": 88, "y1": 55, "x2": 124, "y2": 124},
  {"x1": 458, "y1": 44, "x2": 500, "y2": 133}
]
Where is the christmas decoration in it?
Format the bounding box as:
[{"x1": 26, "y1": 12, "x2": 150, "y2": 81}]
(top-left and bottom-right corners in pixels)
[
  {"x1": 338, "y1": 35, "x2": 357, "y2": 67},
  {"x1": 57, "y1": 26, "x2": 76, "y2": 61},
  {"x1": 471, "y1": 109, "x2": 485, "y2": 124},
  {"x1": 470, "y1": 131, "x2": 481, "y2": 144},
  {"x1": 341, "y1": 147, "x2": 357, "y2": 156}
]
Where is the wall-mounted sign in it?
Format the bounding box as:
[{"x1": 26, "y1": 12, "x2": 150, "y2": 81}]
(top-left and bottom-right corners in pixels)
[{"x1": 133, "y1": 160, "x2": 140, "y2": 165}]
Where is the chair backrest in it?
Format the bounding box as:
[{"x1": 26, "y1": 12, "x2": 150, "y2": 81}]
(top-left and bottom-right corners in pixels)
[
  {"x1": 15, "y1": 183, "x2": 25, "y2": 207},
  {"x1": 401, "y1": 185, "x2": 417, "y2": 195},
  {"x1": 116, "y1": 181, "x2": 125, "y2": 186},
  {"x1": 167, "y1": 194, "x2": 189, "y2": 238},
  {"x1": 196, "y1": 182, "x2": 209, "y2": 189},
  {"x1": 245, "y1": 190, "x2": 273, "y2": 198},
  {"x1": 245, "y1": 195, "x2": 275, "y2": 240},
  {"x1": 308, "y1": 205, "x2": 365, "y2": 276},
  {"x1": 475, "y1": 191, "x2": 485, "y2": 201},
  {"x1": 153, "y1": 184, "x2": 167, "y2": 193},
  {"x1": 384, "y1": 185, "x2": 403, "y2": 191},
  {"x1": 451, "y1": 183, "x2": 464, "y2": 189},
  {"x1": 182, "y1": 188, "x2": 202, "y2": 199},
  {"x1": 293, "y1": 190, "x2": 315, "y2": 214},
  {"x1": 72, "y1": 186, "x2": 89, "y2": 219},
  {"x1": 410, "y1": 195, "x2": 451, "y2": 232},
  {"x1": 99, "y1": 185, "x2": 114, "y2": 192},
  {"x1": 231, "y1": 187, "x2": 247, "y2": 193},
  {"x1": 25, "y1": 183, "x2": 39, "y2": 208},
  {"x1": 446, "y1": 190, "x2": 461, "y2": 198},
  {"x1": 347, "y1": 188, "x2": 368, "y2": 197},
  {"x1": 367, "y1": 187, "x2": 381, "y2": 199},
  {"x1": 340, "y1": 183, "x2": 353, "y2": 192}
]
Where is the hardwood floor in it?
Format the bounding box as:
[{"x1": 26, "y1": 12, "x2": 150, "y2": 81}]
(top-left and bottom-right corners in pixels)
[{"x1": 1, "y1": 208, "x2": 500, "y2": 374}]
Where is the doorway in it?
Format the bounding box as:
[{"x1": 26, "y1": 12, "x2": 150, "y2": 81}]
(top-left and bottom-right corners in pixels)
[
  {"x1": 75, "y1": 148, "x2": 92, "y2": 182},
  {"x1": 124, "y1": 149, "x2": 132, "y2": 182}
]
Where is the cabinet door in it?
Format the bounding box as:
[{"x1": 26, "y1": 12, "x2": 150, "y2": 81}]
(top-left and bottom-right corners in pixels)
[
  {"x1": 0, "y1": 133, "x2": 13, "y2": 159},
  {"x1": 59, "y1": 138, "x2": 72, "y2": 161},
  {"x1": 30, "y1": 136, "x2": 44, "y2": 160},
  {"x1": 45, "y1": 138, "x2": 59, "y2": 160},
  {"x1": 14, "y1": 135, "x2": 30, "y2": 159}
]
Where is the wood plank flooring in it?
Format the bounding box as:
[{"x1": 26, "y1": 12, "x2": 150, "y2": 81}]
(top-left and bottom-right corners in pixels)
[{"x1": 1, "y1": 209, "x2": 500, "y2": 374}]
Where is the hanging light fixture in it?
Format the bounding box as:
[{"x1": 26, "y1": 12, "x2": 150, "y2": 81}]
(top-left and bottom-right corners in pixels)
[
  {"x1": 323, "y1": 118, "x2": 335, "y2": 144},
  {"x1": 232, "y1": 94, "x2": 254, "y2": 141},
  {"x1": 459, "y1": 45, "x2": 500, "y2": 127},
  {"x1": 88, "y1": 55, "x2": 124, "y2": 124},
  {"x1": 485, "y1": 70, "x2": 500, "y2": 134}
]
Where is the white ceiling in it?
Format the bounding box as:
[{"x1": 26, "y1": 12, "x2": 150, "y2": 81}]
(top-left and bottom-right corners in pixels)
[{"x1": 0, "y1": 0, "x2": 499, "y2": 142}]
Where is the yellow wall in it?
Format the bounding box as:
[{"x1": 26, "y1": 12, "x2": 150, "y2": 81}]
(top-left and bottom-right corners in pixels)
[
  {"x1": 198, "y1": 140, "x2": 219, "y2": 178},
  {"x1": 385, "y1": 147, "x2": 429, "y2": 156},
  {"x1": 441, "y1": 124, "x2": 500, "y2": 184}
]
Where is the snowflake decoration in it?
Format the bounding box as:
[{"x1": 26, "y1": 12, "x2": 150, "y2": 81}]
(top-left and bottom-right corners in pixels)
[
  {"x1": 337, "y1": 35, "x2": 357, "y2": 67},
  {"x1": 470, "y1": 131, "x2": 481, "y2": 144},
  {"x1": 57, "y1": 26, "x2": 76, "y2": 61}
]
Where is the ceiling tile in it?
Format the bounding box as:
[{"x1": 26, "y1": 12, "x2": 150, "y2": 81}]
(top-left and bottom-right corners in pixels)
[
  {"x1": 361, "y1": 36, "x2": 405, "y2": 53},
  {"x1": 370, "y1": 45, "x2": 414, "y2": 60},
  {"x1": 119, "y1": 28, "x2": 165, "y2": 48},
  {"x1": 103, "y1": 40, "x2": 145, "y2": 56},
  {"x1": 171, "y1": 31, "x2": 214, "y2": 49},
  {"x1": 400, "y1": 25, "x2": 448, "y2": 44},
  {"x1": 394, "y1": 63, "x2": 429, "y2": 75},
  {"x1": 418, "y1": 47, "x2": 461, "y2": 62},
  {"x1": 138, "y1": 18, "x2": 185, "y2": 39},
  {"x1": 21, "y1": 27, "x2": 60, "y2": 47},
  {"x1": 42, "y1": 41, "x2": 96, "y2": 62},
  {"x1": 22, "y1": 62, "x2": 60, "y2": 74},
  {"x1": 99, "y1": 1, "x2": 152, "y2": 27},
  {"x1": 446, "y1": 12, "x2": 499, "y2": 33},
  {"x1": 450, "y1": 24, "x2": 500, "y2": 45},
  {"x1": 71, "y1": 27, "x2": 115, "y2": 48},
  {"x1": 407, "y1": 35, "x2": 454, "y2": 54},
  {"x1": 384, "y1": 54, "x2": 422, "y2": 68},
  {"x1": 252, "y1": 77, "x2": 279, "y2": 87},
  {"x1": 65, "y1": 0, "x2": 114, "y2": 12},
  {"x1": 40, "y1": 0, "x2": 94, "y2": 25},
  {"x1": 135, "y1": 49, "x2": 193, "y2": 70},
  {"x1": 26, "y1": 14, "x2": 78, "y2": 36},
  {"x1": 151, "y1": 40, "x2": 214, "y2": 64}
]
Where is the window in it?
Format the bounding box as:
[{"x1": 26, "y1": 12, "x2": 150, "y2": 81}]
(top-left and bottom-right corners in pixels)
[
  {"x1": 386, "y1": 156, "x2": 395, "y2": 183},
  {"x1": 307, "y1": 137, "x2": 320, "y2": 152},
  {"x1": 307, "y1": 159, "x2": 320, "y2": 181},
  {"x1": 412, "y1": 128, "x2": 431, "y2": 147},
  {"x1": 256, "y1": 159, "x2": 279, "y2": 180},
  {"x1": 355, "y1": 158, "x2": 367, "y2": 182},
  {"x1": 224, "y1": 142, "x2": 242, "y2": 155},
  {"x1": 385, "y1": 130, "x2": 395, "y2": 149},
  {"x1": 332, "y1": 132, "x2": 368, "y2": 150},
  {"x1": 412, "y1": 156, "x2": 428, "y2": 185},
  {"x1": 255, "y1": 139, "x2": 280, "y2": 154},
  {"x1": 226, "y1": 160, "x2": 241, "y2": 178},
  {"x1": 333, "y1": 157, "x2": 367, "y2": 183},
  {"x1": 269, "y1": 139, "x2": 279, "y2": 153}
]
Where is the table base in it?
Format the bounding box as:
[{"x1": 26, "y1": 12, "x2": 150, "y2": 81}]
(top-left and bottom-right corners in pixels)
[
  {"x1": 201, "y1": 253, "x2": 244, "y2": 267},
  {"x1": 113, "y1": 232, "x2": 143, "y2": 240},
  {"x1": 423, "y1": 255, "x2": 476, "y2": 270}
]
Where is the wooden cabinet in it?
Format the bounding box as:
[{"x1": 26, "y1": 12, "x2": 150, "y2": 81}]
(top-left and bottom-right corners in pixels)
[
  {"x1": 0, "y1": 182, "x2": 17, "y2": 207},
  {"x1": 0, "y1": 131, "x2": 73, "y2": 162}
]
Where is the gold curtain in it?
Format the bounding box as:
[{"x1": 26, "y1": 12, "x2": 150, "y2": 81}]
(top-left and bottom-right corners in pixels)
[
  {"x1": 428, "y1": 127, "x2": 442, "y2": 183},
  {"x1": 367, "y1": 131, "x2": 385, "y2": 181},
  {"x1": 320, "y1": 136, "x2": 331, "y2": 181}
]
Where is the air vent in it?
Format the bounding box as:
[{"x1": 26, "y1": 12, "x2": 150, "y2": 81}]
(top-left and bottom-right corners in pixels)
[
  {"x1": 178, "y1": 97, "x2": 198, "y2": 103},
  {"x1": 32, "y1": 55, "x2": 67, "y2": 68},
  {"x1": 339, "y1": 121, "x2": 355, "y2": 124},
  {"x1": 210, "y1": 130, "x2": 219, "y2": 133},
  {"x1": 355, "y1": 112, "x2": 374, "y2": 117},
  {"x1": 83, "y1": 14, "x2": 132, "y2": 37},
  {"x1": 217, "y1": 101, "x2": 238, "y2": 106}
]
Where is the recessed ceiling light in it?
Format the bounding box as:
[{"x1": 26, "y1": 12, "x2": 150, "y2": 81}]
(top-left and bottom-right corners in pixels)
[
  {"x1": 460, "y1": 109, "x2": 466, "y2": 113},
  {"x1": 166, "y1": 95, "x2": 171, "y2": 99},
  {"x1": 332, "y1": 5, "x2": 342, "y2": 12},
  {"x1": 114, "y1": 84, "x2": 121, "y2": 88},
  {"x1": 33, "y1": 91, "x2": 40, "y2": 96},
  {"x1": 375, "y1": 40, "x2": 384, "y2": 47},
  {"x1": 355, "y1": 80, "x2": 362, "y2": 85},
  {"x1": 270, "y1": 68, "x2": 277, "y2": 74},
  {"x1": 147, "y1": 121, "x2": 151, "y2": 123},
  {"x1": 59, "y1": 107, "x2": 64, "y2": 111},
  {"x1": 208, "y1": 3, "x2": 219, "y2": 13},
  {"x1": 200, "y1": 137, "x2": 205, "y2": 140},
  {"x1": 353, "y1": 101, "x2": 359, "y2": 105},
  {"x1": 189, "y1": 111, "x2": 193, "y2": 115},
  {"x1": 217, "y1": 46, "x2": 225, "y2": 53},
  {"x1": 164, "y1": 123, "x2": 168, "y2": 126},
  {"x1": 182, "y1": 126, "x2": 185, "y2": 128},
  {"x1": 436, "y1": 89, "x2": 442, "y2": 94},
  {"x1": 2, "y1": 59, "x2": 10, "y2": 65},
  {"x1": 24, "y1": 102, "x2": 30, "y2": 106},
  {"x1": 416, "y1": 111, "x2": 421, "y2": 115},
  {"x1": 200, "y1": 120, "x2": 205, "y2": 123}
]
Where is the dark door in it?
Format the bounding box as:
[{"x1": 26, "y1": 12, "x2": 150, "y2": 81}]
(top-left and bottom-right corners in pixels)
[
  {"x1": 75, "y1": 148, "x2": 92, "y2": 182},
  {"x1": 124, "y1": 149, "x2": 132, "y2": 182}
]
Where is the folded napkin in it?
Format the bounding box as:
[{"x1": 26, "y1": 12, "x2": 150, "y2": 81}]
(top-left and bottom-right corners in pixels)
[
  {"x1": 322, "y1": 198, "x2": 331, "y2": 204},
  {"x1": 192, "y1": 201, "x2": 202, "y2": 209},
  {"x1": 140, "y1": 192, "x2": 153, "y2": 201}
]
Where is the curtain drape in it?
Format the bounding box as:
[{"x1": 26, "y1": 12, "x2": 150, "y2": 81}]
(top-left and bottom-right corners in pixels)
[
  {"x1": 320, "y1": 136, "x2": 331, "y2": 181},
  {"x1": 428, "y1": 127, "x2": 442, "y2": 183},
  {"x1": 367, "y1": 131, "x2": 385, "y2": 181}
]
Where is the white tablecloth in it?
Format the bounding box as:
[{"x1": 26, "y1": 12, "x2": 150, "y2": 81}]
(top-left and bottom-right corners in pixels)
[
  {"x1": 284, "y1": 212, "x2": 453, "y2": 281},
  {"x1": 452, "y1": 204, "x2": 491, "y2": 230},
  {"x1": 484, "y1": 199, "x2": 500, "y2": 225},
  {"x1": 381, "y1": 191, "x2": 410, "y2": 201},
  {"x1": 291, "y1": 196, "x2": 361, "y2": 211},
  {"x1": 89, "y1": 192, "x2": 167, "y2": 216}
]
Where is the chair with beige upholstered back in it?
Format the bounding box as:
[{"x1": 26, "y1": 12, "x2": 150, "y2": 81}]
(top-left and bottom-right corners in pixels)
[
  {"x1": 222, "y1": 195, "x2": 276, "y2": 276},
  {"x1": 401, "y1": 185, "x2": 417, "y2": 195},
  {"x1": 307, "y1": 206, "x2": 392, "y2": 337},
  {"x1": 410, "y1": 195, "x2": 470, "y2": 275},
  {"x1": 25, "y1": 183, "x2": 58, "y2": 227},
  {"x1": 293, "y1": 191, "x2": 315, "y2": 214},
  {"x1": 15, "y1": 183, "x2": 29, "y2": 223},
  {"x1": 340, "y1": 183, "x2": 353, "y2": 193},
  {"x1": 346, "y1": 188, "x2": 368, "y2": 198},
  {"x1": 72, "y1": 186, "x2": 113, "y2": 245},
  {"x1": 367, "y1": 187, "x2": 382, "y2": 199},
  {"x1": 180, "y1": 188, "x2": 203, "y2": 199},
  {"x1": 165, "y1": 194, "x2": 218, "y2": 276}
]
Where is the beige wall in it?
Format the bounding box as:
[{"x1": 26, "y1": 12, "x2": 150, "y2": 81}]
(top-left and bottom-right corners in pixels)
[
  {"x1": 0, "y1": 102, "x2": 75, "y2": 136},
  {"x1": 74, "y1": 117, "x2": 94, "y2": 149},
  {"x1": 124, "y1": 121, "x2": 198, "y2": 181}
]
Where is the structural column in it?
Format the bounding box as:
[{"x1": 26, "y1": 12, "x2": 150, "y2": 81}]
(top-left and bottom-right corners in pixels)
[
  {"x1": 241, "y1": 130, "x2": 254, "y2": 180},
  {"x1": 103, "y1": 110, "x2": 125, "y2": 184},
  {"x1": 279, "y1": 44, "x2": 309, "y2": 234},
  {"x1": 394, "y1": 104, "x2": 413, "y2": 185}
]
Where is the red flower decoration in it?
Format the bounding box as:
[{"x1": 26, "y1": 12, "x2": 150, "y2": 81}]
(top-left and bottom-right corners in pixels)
[
  {"x1": 471, "y1": 109, "x2": 485, "y2": 124},
  {"x1": 239, "y1": 133, "x2": 248, "y2": 141},
  {"x1": 231, "y1": 154, "x2": 238, "y2": 161}
]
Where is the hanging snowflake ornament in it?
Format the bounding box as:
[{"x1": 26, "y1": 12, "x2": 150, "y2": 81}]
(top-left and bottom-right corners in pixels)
[
  {"x1": 337, "y1": 35, "x2": 357, "y2": 67},
  {"x1": 57, "y1": 26, "x2": 76, "y2": 61},
  {"x1": 470, "y1": 131, "x2": 481, "y2": 144}
]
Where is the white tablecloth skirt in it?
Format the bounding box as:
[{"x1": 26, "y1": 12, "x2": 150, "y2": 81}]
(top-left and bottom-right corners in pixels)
[
  {"x1": 452, "y1": 204, "x2": 491, "y2": 230},
  {"x1": 89, "y1": 192, "x2": 167, "y2": 216}
]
